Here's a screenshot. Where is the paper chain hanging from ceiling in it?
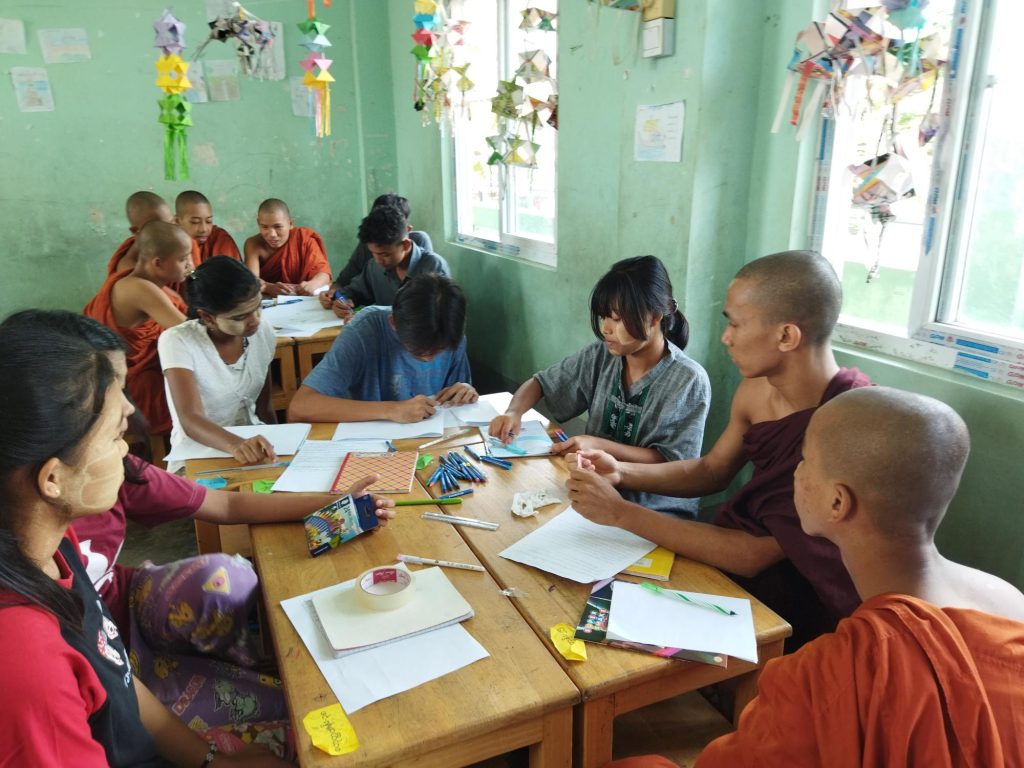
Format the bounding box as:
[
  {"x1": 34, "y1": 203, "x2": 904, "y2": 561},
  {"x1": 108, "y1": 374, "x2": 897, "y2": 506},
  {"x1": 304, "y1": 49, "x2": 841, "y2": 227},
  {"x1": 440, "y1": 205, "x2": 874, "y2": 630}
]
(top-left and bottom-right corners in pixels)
[
  {"x1": 192, "y1": 3, "x2": 276, "y2": 78},
  {"x1": 154, "y1": 10, "x2": 191, "y2": 180},
  {"x1": 410, "y1": 0, "x2": 473, "y2": 125},
  {"x1": 298, "y1": 16, "x2": 334, "y2": 137},
  {"x1": 485, "y1": 8, "x2": 559, "y2": 169},
  {"x1": 774, "y1": 2, "x2": 945, "y2": 142}
]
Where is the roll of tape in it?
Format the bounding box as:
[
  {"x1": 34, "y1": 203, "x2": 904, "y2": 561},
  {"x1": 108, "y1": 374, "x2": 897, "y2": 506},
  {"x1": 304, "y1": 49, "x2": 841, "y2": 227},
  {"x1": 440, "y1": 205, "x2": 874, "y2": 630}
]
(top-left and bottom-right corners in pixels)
[{"x1": 355, "y1": 566, "x2": 414, "y2": 611}]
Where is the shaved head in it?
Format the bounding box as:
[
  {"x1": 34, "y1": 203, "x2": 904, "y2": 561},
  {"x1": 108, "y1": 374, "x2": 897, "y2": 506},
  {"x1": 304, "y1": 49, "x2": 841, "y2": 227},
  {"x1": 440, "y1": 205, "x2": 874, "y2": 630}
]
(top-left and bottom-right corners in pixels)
[
  {"x1": 734, "y1": 251, "x2": 841, "y2": 346},
  {"x1": 125, "y1": 191, "x2": 172, "y2": 232},
  {"x1": 257, "y1": 198, "x2": 291, "y2": 218},
  {"x1": 809, "y1": 387, "x2": 970, "y2": 536},
  {"x1": 137, "y1": 220, "x2": 192, "y2": 262},
  {"x1": 175, "y1": 190, "x2": 211, "y2": 215}
]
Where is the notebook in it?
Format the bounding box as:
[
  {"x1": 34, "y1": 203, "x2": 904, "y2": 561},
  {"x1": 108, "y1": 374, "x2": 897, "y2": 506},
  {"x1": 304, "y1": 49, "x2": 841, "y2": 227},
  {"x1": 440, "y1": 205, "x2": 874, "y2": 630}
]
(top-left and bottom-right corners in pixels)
[
  {"x1": 330, "y1": 451, "x2": 418, "y2": 494},
  {"x1": 311, "y1": 566, "x2": 475, "y2": 657},
  {"x1": 621, "y1": 546, "x2": 675, "y2": 581}
]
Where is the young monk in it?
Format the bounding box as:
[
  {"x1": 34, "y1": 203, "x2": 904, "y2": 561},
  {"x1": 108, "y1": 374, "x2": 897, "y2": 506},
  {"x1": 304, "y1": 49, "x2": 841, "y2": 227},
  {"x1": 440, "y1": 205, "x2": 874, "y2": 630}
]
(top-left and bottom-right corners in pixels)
[
  {"x1": 243, "y1": 198, "x2": 331, "y2": 297},
  {"x1": 85, "y1": 220, "x2": 193, "y2": 434},
  {"x1": 322, "y1": 203, "x2": 450, "y2": 321},
  {"x1": 288, "y1": 273, "x2": 476, "y2": 424},
  {"x1": 607, "y1": 388, "x2": 1024, "y2": 768},
  {"x1": 568, "y1": 251, "x2": 871, "y2": 648},
  {"x1": 174, "y1": 189, "x2": 241, "y2": 263},
  {"x1": 108, "y1": 190, "x2": 199, "y2": 275}
]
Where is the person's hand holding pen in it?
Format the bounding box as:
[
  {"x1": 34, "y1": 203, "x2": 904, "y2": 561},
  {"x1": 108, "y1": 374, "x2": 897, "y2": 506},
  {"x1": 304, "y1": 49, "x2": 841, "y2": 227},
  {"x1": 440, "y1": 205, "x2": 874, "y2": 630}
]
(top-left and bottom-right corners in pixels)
[
  {"x1": 323, "y1": 289, "x2": 354, "y2": 320},
  {"x1": 435, "y1": 382, "x2": 479, "y2": 405},
  {"x1": 488, "y1": 412, "x2": 522, "y2": 445},
  {"x1": 390, "y1": 394, "x2": 438, "y2": 423}
]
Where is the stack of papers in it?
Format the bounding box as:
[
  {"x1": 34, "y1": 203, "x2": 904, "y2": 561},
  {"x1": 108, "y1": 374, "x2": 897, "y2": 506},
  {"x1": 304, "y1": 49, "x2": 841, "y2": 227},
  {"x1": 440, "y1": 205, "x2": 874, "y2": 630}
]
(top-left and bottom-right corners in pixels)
[
  {"x1": 332, "y1": 411, "x2": 445, "y2": 441},
  {"x1": 441, "y1": 400, "x2": 501, "y2": 428},
  {"x1": 166, "y1": 423, "x2": 312, "y2": 462},
  {"x1": 262, "y1": 296, "x2": 344, "y2": 338},
  {"x1": 498, "y1": 507, "x2": 655, "y2": 582}
]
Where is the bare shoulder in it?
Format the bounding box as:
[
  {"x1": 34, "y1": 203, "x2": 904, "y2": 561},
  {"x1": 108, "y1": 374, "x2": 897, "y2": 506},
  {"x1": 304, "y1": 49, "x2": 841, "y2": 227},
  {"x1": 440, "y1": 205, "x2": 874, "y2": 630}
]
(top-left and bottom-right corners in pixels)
[
  {"x1": 731, "y1": 377, "x2": 775, "y2": 425},
  {"x1": 950, "y1": 561, "x2": 1024, "y2": 621},
  {"x1": 244, "y1": 234, "x2": 268, "y2": 258}
]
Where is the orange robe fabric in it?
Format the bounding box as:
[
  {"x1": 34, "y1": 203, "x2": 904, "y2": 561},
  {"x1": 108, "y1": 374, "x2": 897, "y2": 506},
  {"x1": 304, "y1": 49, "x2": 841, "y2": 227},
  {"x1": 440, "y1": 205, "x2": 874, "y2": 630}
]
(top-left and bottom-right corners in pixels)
[
  {"x1": 689, "y1": 594, "x2": 1024, "y2": 768},
  {"x1": 106, "y1": 236, "x2": 201, "y2": 274},
  {"x1": 199, "y1": 225, "x2": 241, "y2": 262},
  {"x1": 83, "y1": 269, "x2": 186, "y2": 434},
  {"x1": 258, "y1": 226, "x2": 330, "y2": 284}
]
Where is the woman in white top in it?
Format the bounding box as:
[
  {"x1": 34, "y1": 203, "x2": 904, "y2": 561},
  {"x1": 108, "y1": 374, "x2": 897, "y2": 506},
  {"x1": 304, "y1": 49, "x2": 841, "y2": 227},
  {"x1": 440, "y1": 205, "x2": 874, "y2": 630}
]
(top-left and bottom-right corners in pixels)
[{"x1": 158, "y1": 256, "x2": 278, "y2": 465}]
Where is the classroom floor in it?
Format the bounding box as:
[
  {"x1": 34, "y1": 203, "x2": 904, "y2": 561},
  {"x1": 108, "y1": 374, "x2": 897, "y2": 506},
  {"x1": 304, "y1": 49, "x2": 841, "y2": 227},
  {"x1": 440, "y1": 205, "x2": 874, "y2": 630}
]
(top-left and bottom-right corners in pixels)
[{"x1": 121, "y1": 519, "x2": 735, "y2": 767}]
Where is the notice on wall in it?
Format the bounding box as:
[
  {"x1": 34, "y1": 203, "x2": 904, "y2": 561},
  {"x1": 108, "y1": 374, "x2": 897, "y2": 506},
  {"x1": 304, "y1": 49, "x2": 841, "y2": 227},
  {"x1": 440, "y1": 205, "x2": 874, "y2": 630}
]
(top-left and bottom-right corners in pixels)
[
  {"x1": 290, "y1": 76, "x2": 313, "y2": 117},
  {"x1": 634, "y1": 101, "x2": 685, "y2": 163},
  {"x1": 38, "y1": 27, "x2": 91, "y2": 64},
  {"x1": 0, "y1": 18, "x2": 27, "y2": 54},
  {"x1": 205, "y1": 59, "x2": 241, "y2": 101},
  {"x1": 11, "y1": 67, "x2": 54, "y2": 112},
  {"x1": 185, "y1": 60, "x2": 210, "y2": 104}
]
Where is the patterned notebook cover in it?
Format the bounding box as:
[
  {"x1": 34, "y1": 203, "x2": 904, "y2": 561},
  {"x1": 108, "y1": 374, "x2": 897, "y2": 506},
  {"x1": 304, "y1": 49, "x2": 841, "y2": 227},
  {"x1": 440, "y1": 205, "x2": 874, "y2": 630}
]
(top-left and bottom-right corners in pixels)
[{"x1": 330, "y1": 451, "x2": 418, "y2": 494}]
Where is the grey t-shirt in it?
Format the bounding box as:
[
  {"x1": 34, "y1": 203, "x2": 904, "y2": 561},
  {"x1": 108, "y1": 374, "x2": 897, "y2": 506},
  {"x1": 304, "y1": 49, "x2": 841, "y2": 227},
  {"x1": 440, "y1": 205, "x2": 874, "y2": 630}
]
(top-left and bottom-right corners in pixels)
[{"x1": 535, "y1": 340, "x2": 710, "y2": 517}]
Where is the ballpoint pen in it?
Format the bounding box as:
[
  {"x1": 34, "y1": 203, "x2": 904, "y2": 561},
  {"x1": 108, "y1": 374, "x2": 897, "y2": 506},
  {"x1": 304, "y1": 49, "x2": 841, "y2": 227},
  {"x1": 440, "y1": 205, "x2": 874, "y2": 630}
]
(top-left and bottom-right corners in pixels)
[
  {"x1": 194, "y1": 460, "x2": 290, "y2": 476},
  {"x1": 640, "y1": 582, "x2": 737, "y2": 616},
  {"x1": 396, "y1": 554, "x2": 485, "y2": 572}
]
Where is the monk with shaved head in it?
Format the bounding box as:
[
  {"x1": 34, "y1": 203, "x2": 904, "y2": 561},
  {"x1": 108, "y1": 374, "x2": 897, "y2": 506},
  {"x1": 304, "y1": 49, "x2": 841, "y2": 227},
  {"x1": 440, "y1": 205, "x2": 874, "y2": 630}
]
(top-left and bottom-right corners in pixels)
[
  {"x1": 607, "y1": 388, "x2": 1024, "y2": 768},
  {"x1": 108, "y1": 190, "x2": 200, "y2": 276},
  {"x1": 174, "y1": 190, "x2": 240, "y2": 264},
  {"x1": 85, "y1": 220, "x2": 193, "y2": 433},
  {"x1": 569, "y1": 251, "x2": 871, "y2": 648},
  {"x1": 243, "y1": 198, "x2": 331, "y2": 297}
]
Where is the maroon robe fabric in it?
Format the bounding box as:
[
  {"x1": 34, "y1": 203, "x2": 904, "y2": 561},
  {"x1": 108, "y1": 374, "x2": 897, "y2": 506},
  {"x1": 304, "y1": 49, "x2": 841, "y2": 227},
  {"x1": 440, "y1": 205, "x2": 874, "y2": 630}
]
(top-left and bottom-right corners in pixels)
[{"x1": 715, "y1": 368, "x2": 871, "y2": 644}]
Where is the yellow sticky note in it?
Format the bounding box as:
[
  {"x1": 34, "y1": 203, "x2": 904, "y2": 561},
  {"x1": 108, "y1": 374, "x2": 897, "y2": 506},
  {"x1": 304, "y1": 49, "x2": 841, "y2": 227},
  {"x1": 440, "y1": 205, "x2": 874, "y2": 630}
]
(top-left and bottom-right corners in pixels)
[
  {"x1": 303, "y1": 703, "x2": 359, "y2": 756},
  {"x1": 550, "y1": 623, "x2": 587, "y2": 661}
]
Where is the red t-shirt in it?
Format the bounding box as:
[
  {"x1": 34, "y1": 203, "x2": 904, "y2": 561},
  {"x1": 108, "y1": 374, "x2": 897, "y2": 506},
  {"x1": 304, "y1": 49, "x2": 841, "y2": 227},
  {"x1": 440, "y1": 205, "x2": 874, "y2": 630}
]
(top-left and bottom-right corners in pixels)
[{"x1": 71, "y1": 455, "x2": 206, "y2": 630}]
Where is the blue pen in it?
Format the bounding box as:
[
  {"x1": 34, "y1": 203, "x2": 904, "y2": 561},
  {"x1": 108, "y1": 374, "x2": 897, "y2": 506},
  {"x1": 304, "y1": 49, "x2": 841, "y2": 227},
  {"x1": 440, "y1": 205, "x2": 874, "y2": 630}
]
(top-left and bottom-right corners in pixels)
[
  {"x1": 426, "y1": 466, "x2": 443, "y2": 486},
  {"x1": 481, "y1": 455, "x2": 512, "y2": 470},
  {"x1": 439, "y1": 489, "x2": 473, "y2": 499},
  {"x1": 332, "y1": 289, "x2": 348, "y2": 303},
  {"x1": 276, "y1": 298, "x2": 302, "y2": 306},
  {"x1": 386, "y1": 440, "x2": 396, "y2": 452},
  {"x1": 451, "y1": 453, "x2": 483, "y2": 483},
  {"x1": 464, "y1": 445, "x2": 482, "y2": 462}
]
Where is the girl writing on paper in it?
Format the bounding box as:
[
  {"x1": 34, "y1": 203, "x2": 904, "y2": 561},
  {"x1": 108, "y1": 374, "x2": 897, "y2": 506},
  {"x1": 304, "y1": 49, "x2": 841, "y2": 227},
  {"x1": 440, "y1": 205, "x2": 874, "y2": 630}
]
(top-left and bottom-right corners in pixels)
[
  {"x1": 159, "y1": 255, "x2": 278, "y2": 467},
  {"x1": 489, "y1": 255, "x2": 710, "y2": 518},
  {"x1": 0, "y1": 322, "x2": 292, "y2": 767},
  {"x1": 0, "y1": 309, "x2": 396, "y2": 759}
]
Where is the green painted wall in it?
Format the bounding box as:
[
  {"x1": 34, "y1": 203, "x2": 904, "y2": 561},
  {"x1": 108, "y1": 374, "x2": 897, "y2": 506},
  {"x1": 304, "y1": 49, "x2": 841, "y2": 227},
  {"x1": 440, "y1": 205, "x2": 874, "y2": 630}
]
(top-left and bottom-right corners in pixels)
[{"x1": 0, "y1": 0, "x2": 398, "y2": 313}]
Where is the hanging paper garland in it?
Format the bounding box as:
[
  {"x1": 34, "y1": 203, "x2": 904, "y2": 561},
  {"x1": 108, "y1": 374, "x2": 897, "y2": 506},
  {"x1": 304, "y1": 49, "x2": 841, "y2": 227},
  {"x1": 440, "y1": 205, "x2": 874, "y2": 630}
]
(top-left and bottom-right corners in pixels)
[
  {"x1": 521, "y1": 8, "x2": 557, "y2": 32},
  {"x1": 192, "y1": 3, "x2": 275, "y2": 78},
  {"x1": 410, "y1": 1, "x2": 473, "y2": 125},
  {"x1": 297, "y1": 17, "x2": 333, "y2": 137},
  {"x1": 154, "y1": 10, "x2": 192, "y2": 181}
]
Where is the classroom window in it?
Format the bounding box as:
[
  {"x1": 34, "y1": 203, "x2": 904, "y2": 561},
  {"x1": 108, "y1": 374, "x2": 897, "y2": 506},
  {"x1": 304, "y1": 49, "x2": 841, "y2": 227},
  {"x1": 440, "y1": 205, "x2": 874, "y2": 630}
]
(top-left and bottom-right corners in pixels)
[
  {"x1": 811, "y1": 1, "x2": 1024, "y2": 388},
  {"x1": 446, "y1": 0, "x2": 558, "y2": 267}
]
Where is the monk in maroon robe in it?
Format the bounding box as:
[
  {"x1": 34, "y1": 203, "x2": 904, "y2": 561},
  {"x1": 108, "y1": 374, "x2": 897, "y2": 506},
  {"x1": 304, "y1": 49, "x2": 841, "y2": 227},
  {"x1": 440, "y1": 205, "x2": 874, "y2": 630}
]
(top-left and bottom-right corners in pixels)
[{"x1": 243, "y1": 198, "x2": 331, "y2": 297}]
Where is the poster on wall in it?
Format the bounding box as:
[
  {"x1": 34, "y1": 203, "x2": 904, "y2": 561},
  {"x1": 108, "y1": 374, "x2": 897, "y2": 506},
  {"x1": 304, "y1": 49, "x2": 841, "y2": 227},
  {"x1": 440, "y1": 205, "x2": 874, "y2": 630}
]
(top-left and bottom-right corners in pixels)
[
  {"x1": 290, "y1": 76, "x2": 313, "y2": 117},
  {"x1": 205, "y1": 59, "x2": 241, "y2": 101},
  {"x1": 11, "y1": 67, "x2": 55, "y2": 111},
  {"x1": 0, "y1": 18, "x2": 27, "y2": 54},
  {"x1": 634, "y1": 101, "x2": 685, "y2": 163},
  {"x1": 37, "y1": 28, "x2": 91, "y2": 64},
  {"x1": 185, "y1": 60, "x2": 210, "y2": 103},
  {"x1": 265, "y1": 21, "x2": 286, "y2": 81}
]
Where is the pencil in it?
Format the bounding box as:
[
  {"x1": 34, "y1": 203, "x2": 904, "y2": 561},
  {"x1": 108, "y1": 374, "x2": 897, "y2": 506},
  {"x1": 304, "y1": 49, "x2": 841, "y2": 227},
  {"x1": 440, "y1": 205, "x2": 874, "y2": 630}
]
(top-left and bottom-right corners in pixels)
[{"x1": 396, "y1": 554, "x2": 485, "y2": 572}]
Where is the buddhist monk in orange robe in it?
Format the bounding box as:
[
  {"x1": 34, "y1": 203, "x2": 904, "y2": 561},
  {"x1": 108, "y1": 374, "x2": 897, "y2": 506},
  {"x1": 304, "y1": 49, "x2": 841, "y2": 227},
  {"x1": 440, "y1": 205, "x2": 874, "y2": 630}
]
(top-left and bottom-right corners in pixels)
[
  {"x1": 243, "y1": 198, "x2": 331, "y2": 297},
  {"x1": 605, "y1": 388, "x2": 1024, "y2": 768},
  {"x1": 85, "y1": 220, "x2": 193, "y2": 434},
  {"x1": 174, "y1": 189, "x2": 241, "y2": 263},
  {"x1": 107, "y1": 191, "x2": 175, "y2": 274}
]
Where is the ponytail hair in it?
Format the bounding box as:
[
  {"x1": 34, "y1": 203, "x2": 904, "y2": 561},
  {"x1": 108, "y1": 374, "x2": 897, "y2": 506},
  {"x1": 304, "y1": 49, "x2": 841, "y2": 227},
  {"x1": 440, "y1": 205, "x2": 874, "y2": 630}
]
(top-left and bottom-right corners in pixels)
[
  {"x1": 590, "y1": 255, "x2": 689, "y2": 351},
  {"x1": 0, "y1": 323, "x2": 115, "y2": 631},
  {"x1": 184, "y1": 256, "x2": 261, "y2": 320}
]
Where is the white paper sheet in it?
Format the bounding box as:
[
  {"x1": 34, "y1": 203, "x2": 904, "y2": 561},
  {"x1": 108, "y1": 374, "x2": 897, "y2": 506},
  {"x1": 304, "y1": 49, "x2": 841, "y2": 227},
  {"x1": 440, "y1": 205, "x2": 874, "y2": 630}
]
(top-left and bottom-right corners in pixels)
[
  {"x1": 281, "y1": 581, "x2": 489, "y2": 712},
  {"x1": 442, "y1": 400, "x2": 501, "y2": 427},
  {"x1": 262, "y1": 296, "x2": 344, "y2": 338},
  {"x1": 607, "y1": 581, "x2": 758, "y2": 664},
  {"x1": 478, "y1": 392, "x2": 548, "y2": 426},
  {"x1": 332, "y1": 411, "x2": 445, "y2": 441},
  {"x1": 499, "y1": 507, "x2": 655, "y2": 583},
  {"x1": 488, "y1": 420, "x2": 553, "y2": 458},
  {"x1": 165, "y1": 423, "x2": 311, "y2": 462},
  {"x1": 271, "y1": 439, "x2": 390, "y2": 492}
]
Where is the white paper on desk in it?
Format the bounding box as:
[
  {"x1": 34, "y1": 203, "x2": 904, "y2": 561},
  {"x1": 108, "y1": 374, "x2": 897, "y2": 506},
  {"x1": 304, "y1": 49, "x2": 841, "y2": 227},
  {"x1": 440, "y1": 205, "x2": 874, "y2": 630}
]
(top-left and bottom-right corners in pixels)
[
  {"x1": 442, "y1": 400, "x2": 501, "y2": 428},
  {"x1": 165, "y1": 423, "x2": 312, "y2": 462},
  {"x1": 607, "y1": 581, "x2": 758, "y2": 664},
  {"x1": 332, "y1": 411, "x2": 445, "y2": 441},
  {"x1": 262, "y1": 296, "x2": 344, "y2": 338},
  {"x1": 270, "y1": 439, "x2": 389, "y2": 492},
  {"x1": 488, "y1": 421, "x2": 553, "y2": 458},
  {"x1": 478, "y1": 392, "x2": 548, "y2": 426},
  {"x1": 281, "y1": 582, "x2": 489, "y2": 713},
  {"x1": 499, "y1": 507, "x2": 655, "y2": 583}
]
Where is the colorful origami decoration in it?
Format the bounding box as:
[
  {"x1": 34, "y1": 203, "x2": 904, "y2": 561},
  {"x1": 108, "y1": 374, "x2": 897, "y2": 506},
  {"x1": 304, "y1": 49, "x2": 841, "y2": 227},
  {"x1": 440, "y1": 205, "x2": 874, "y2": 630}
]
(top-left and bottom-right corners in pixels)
[
  {"x1": 298, "y1": 17, "x2": 333, "y2": 137},
  {"x1": 192, "y1": 4, "x2": 275, "y2": 78},
  {"x1": 410, "y1": 0, "x2": 473, "y2": 125},
  {"x1": 521, "y1": 8, "x2": 557, "y2": 31},
  {"x1": 154, "y1": 10, "x2": 191, "y2": 180}
]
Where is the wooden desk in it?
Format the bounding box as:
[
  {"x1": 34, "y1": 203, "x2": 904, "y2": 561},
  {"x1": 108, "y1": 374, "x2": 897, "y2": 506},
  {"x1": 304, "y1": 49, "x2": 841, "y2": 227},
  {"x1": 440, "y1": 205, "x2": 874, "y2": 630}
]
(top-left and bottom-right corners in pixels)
[
  {"x1": 251, "y1": 466, "x2": 578, "y2": 767},
  {"x1": 296, "y1": 326, "x2": 342, "y2": 381},
  {"x1": 272, "y1": 336, "x2": 298, "y2": 413},
  {"x1": 409, "y1": 431, "x2": 791, "y2": 768}
]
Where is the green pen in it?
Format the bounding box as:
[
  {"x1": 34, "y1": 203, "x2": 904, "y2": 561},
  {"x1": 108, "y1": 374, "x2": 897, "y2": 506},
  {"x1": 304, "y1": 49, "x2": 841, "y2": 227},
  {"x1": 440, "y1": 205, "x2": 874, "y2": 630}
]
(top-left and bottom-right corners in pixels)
[{"x1": 640, "y1": 582, "x2": 737, "y2": 616}]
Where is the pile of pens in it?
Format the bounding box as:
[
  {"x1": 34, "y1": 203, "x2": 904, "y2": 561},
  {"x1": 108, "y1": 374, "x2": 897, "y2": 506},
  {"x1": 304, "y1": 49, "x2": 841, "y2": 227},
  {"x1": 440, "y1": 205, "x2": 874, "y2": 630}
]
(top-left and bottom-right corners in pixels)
[
  {"x1": 552, "y1": 429, "x2": 569, "y2": 443},
  {"x1": 427, "y1": 451, "x2": 489, "y2": 497},
  {"x1": 464, "y1": 443, "x2": 512, "y2": 471}
]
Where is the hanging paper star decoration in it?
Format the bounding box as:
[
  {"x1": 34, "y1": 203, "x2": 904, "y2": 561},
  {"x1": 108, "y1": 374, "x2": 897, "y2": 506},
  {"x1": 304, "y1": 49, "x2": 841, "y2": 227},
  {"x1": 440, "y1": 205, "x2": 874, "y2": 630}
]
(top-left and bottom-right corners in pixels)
[
  {"x1": 192, "y1": 4, "x2": 276, "y2": 78},
  {"x1": 520, "y1": 8, "x2": 557, "y2": 32},
  {"x1": 491, "y1": 80, "x2": 524, "y2": 120},
  {"x1": 154, "y1": 10, "x2": 191, "y2": 180},
  {"x1": 515, "y1": 50, "x2": 552, "y2": 84},
  {"x1": 410, "y1": 1, "x2": 473, "y2": 125},
  {"x1": 297, "y1": 17, "x2": 333, "y2": 137}
]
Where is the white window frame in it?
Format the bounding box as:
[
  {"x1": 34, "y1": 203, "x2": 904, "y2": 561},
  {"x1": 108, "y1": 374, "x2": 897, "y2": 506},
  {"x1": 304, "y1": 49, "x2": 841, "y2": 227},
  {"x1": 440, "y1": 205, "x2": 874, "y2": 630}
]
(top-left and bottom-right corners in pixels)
[
  {"x1": 814, "y1": 1, "x2": 1024, "y2": 389},
  {"x1": 443, "y1": 0, "x2": 558, "y2": 269}
]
